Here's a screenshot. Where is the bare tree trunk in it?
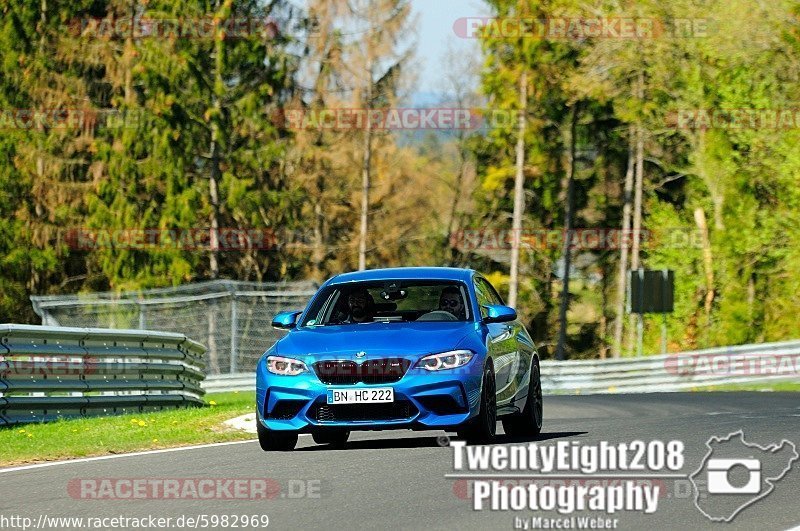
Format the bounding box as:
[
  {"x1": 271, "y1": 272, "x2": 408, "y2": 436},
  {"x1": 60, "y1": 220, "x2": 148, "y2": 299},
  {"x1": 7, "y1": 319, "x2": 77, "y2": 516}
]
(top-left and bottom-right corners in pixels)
[
  {"x1": 208, "y1": 2, "x2": 225, "y2": 279},
  {"x1": 626, "y1": 72, "x2": 646, "y2": 355},
  {"x1": 612, "y1": 126, "x2": 635, "y2": 357},
  {"x1": 32, "y1": 0, "x2": 47, "y2": 295},
  {"x1": 694, "y1": 207, "x2": 715, "y2": 318},
  {"x1": 555, "y1": 104, "x2": 578, "y2": 361},
  {"x1": 357, "y1": 30, "x2": 375, "y2": 272},
  {"x1": 349, "y1": 0, "x2": 407, "y2": 271},
  {"x1": 209, "y1": 130, "x2": 221, "y2": 278},
  {"x1": 443, "y1": 140, "x2": 468, "y2": 265},
  {"x1": 358, "y1": 113, "x2": 372, "y2": 271},
  {"x1": 207, "y1": 303, "x2": 220, "y2": 375},
  {"x1": 123, "y1": 1, "x2": 135, "y2": 104},
  {"x1": 39, "y1": 0, "x2": 47, "y2": 47},
  {"x1": 312, "y1": 173, "x2": 326, "y2": 280},
  {"x1": 697, "y1": 131, "x2": 726, "y2": 231},
  {"x1": 508, "y1": 70, "x2": 528, "y2": 308},
  {"x1": 599, "y1": 268, "x2": 609, "y2": 359}
]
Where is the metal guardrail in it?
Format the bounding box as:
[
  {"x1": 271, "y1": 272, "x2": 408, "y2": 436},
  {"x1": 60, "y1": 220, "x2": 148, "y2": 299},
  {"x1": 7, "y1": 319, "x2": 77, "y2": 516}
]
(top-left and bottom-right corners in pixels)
[
  {"x1": 0, "y1": 324, "x2": 206, "y2": 426},
  {"x1": 542, "y1": 340, "x2": 800, "y2": 393},
  {"x1": 30, "y1": 280, "x2": 316, "y2": 375},
  {"x1": 202, "y1": 373, "x2": 255, "y2": 394},
  {"x1": 201, "y1": 340, "x2": 800, "y2": 394}
]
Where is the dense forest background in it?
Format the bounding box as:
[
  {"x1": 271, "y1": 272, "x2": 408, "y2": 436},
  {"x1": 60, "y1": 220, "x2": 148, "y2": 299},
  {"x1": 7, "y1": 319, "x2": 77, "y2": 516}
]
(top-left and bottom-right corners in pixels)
[{"x1": 2, "y1": 0, "x2": 800, "y2": 359}]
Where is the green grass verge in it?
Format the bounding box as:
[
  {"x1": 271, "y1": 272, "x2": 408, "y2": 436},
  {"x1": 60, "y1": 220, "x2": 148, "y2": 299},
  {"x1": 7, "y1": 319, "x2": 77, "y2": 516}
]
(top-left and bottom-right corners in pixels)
[
  {"x1": 689, "y1": 380, "x2": 800, "y2": 392},
  {"x1": 0, "y1": 391, "x2": 256, "y2": 467}
]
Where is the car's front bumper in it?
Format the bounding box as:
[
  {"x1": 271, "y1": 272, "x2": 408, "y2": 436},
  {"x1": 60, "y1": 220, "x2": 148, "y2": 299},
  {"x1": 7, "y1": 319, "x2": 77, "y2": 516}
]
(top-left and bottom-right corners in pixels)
[{"x1": 255, "y1": 357, "x2": 484, "y2": 432}]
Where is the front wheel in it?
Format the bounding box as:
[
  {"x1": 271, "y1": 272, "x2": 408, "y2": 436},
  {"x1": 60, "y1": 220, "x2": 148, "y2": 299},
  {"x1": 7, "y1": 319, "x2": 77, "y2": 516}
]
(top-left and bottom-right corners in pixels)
[
  {"x1": 457, "y1": 363, "x2": 497, "y2": 443},
  {"x1": 257, "y1": 415, "x2": 298, "y2": 451},
  {"x1": 502, "y1": 358, "x2": 543, "y2": 437}
]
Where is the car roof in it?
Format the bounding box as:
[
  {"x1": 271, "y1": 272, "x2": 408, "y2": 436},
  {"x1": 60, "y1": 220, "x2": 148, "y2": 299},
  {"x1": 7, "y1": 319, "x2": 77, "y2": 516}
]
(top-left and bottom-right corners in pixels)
[{"x1": 326, "y1": 267, "x2": 477, "y2": 286}]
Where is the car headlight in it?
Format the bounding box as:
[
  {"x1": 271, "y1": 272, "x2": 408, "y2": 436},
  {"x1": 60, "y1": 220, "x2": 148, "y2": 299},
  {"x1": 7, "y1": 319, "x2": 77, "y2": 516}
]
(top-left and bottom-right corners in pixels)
[
  {"x1": 416, "y1": 350, "x2": 474, "y2": 371},
  {"x1": 266, "y1": 355, "x2": 308, "y2": 376}
]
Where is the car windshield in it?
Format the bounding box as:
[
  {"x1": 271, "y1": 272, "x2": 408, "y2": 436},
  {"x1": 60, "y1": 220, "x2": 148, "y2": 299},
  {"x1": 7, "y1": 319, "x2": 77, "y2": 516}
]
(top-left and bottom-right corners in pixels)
[{"x1": 300, "y1": 280, "x2": 471, "y2": 326}]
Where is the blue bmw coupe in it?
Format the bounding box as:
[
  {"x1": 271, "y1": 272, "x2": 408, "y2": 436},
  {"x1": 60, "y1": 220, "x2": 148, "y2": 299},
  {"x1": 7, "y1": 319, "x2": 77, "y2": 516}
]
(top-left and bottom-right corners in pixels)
[{"x1": 256, "y1": 267, "x2": 542, "y2": 450}]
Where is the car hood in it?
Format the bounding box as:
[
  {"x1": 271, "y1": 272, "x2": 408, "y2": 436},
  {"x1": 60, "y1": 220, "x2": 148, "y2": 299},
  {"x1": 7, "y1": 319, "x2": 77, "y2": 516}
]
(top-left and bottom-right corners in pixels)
[{"x1": 275, "y1": 321, "x2": 477, "y2": 361}]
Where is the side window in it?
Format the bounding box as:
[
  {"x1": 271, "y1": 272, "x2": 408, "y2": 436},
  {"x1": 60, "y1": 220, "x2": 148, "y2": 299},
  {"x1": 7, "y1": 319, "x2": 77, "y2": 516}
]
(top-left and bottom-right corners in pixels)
[
  {"x1": 473, "y1": 278, "x2": 493, "y2": 318},
  {"x1": 479, "y1": 278, "x2": 504, "y2": 306}
]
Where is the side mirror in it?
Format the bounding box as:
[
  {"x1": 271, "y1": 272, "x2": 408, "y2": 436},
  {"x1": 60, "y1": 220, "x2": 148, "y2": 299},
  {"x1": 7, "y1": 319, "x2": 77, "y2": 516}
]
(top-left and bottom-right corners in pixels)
[
  {"x1": 272, "y1": 310, "x2": 302, "y2": 330},
  {"x1": 483, "y1": 304, "x2": 517, "y2": 324}
]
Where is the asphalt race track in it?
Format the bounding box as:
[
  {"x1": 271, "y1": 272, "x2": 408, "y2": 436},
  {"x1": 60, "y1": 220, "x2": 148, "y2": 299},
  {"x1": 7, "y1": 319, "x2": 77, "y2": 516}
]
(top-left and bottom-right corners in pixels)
[{"x1": 1, "y1": 393, "x2": 798, "y2": 530}]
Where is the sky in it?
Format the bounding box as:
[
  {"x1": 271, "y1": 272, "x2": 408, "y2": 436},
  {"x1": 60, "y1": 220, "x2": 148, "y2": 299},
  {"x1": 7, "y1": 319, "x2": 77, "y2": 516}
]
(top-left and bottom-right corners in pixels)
[
  {"x1": 286, "y1": 0, "x2": 486, "y2": 103},
  {"x1": 410, "y1": 0, "x2": 484, "y2": 98}
]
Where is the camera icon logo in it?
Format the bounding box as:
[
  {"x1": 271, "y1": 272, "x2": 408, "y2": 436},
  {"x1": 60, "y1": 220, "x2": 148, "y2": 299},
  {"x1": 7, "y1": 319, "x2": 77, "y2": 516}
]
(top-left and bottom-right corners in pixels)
[
  {"x1": 706, "y1": 458, "x2": 761, "y2": 494},
  {"x1": 690, "y1": 430, "x2": 798, "y2": 522}
]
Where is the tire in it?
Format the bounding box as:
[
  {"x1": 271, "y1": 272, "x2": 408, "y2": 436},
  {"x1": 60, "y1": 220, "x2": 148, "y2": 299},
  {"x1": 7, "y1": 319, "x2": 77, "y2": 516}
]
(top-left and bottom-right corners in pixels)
[
  {"x1": 502, "y1": 358, "x2": 543, "y2": 437},
  {"x1": 457, "y1": 363, "x2": 497, "y2": 443},
  {"x1": 257, "y1": 415, "x2": 298, "y2": 451},
  {"x1": 312, "y1": 430, "x2": 350, "y2": 448}
]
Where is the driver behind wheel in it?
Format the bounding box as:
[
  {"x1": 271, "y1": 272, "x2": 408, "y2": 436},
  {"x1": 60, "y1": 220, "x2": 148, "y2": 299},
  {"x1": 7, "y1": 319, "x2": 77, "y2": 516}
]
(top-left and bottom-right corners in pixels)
[
  {"x1": 343, "y1": 288, "x2": 375, "y2": 323},
  {"x1": 438, "y1": 286, "x2": 465, "y2": 320}
]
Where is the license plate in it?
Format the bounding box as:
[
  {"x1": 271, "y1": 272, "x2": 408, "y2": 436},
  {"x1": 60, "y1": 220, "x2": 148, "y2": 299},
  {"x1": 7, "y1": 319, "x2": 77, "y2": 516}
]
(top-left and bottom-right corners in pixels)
[{"x1": 326, "y1": 387, "x2": 394, "y2": 404}]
